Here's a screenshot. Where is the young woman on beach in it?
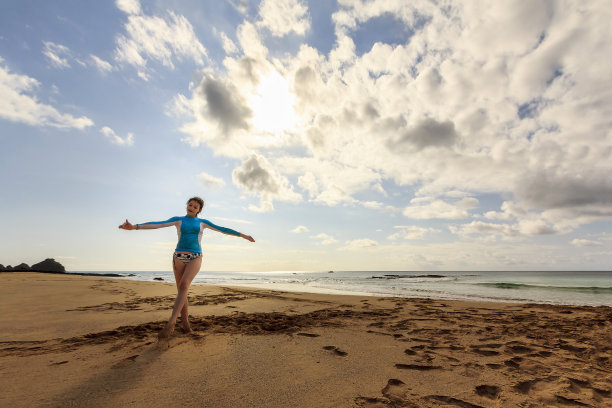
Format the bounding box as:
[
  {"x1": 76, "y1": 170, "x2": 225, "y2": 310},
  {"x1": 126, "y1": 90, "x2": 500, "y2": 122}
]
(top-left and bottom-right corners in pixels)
[{"x1": 119, "y1": 196, "x2": 255, "y2": 340}]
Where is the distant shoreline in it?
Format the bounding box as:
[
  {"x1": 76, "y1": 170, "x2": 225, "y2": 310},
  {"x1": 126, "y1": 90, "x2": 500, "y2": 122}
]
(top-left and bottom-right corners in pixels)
[{"x1": 0, "y1": 270, "x2": 136, "y2": 278}]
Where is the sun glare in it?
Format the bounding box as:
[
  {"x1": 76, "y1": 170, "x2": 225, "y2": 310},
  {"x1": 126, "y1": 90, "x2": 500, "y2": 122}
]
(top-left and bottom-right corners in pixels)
[{"x1": 248, "y1": 72, "x2": 297, "y2": 134}]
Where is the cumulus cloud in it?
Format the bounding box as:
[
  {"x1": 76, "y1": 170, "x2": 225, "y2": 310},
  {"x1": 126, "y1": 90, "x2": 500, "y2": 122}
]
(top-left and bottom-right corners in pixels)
[
  {"x1": 232, "y1": 154, "x2": 301, "y2": 211},
  {"x1": 386, "y1": 118, "x2": 459, "y2": 152},
  {"x1": 0, "y1": 62, "x2": 93, "y2": 129},
  {"x1": 173, "y1": 0, "x2": 612, "y2": 238},
  {"x1": 313, "y1": 233, "x2": 338, "y2": 245},
  {"x1": 114, "y1": 3, "x2": 207, "y2": 74},
  {"x1": 198, "y1": 172, "x2": 225, "y2": 189},
  {"x1": 517, "y1": 219, "x2": 557, "y2": 236},
  {"x1": 116, "y1": 0, "x2": 141, "y2": 15},
  {"x1": 516, "y1": 170, "x2": 612, "y2": 210},
  {"x1": 198, "y1": 75, "x2": 252, "y2": 135},
  {"x1": 291, "y1": 225, "x2": 309, "y2": 233},
  {"x1": 100, "y1": 126, "x2": 134, "y2": 146},
  {"x1": 257, "y1": 0, "x2": 310, "y2": 37}
]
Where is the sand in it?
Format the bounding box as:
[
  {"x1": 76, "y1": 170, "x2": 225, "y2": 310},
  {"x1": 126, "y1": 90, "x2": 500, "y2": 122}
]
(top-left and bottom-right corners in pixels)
[{"x1": 0, "y1": 272, "x2": 611, "y2": 408}]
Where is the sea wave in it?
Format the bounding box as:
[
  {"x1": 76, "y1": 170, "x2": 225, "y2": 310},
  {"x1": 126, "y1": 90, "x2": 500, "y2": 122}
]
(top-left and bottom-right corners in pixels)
[{"x1": 476, "y1": 282, "x2": 612, "y2": 294}]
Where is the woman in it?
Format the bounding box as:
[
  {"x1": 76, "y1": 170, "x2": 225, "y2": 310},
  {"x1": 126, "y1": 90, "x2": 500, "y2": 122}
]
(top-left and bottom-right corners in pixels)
[{"x1": 119, "y1": 196, "x2": 255, "y2": 340}]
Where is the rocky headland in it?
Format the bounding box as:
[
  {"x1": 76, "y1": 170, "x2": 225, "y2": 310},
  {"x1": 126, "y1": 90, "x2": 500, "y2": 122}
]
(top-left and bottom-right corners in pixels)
[{"x1": 0, "y1": 258, "x2": 132, "y2": 277}]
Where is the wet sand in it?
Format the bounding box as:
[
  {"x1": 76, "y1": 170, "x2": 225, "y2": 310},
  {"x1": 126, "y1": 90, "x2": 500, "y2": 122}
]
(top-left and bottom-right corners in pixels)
[{"x1": 1, "y1": 272, "x2": 611, "y2": 407}]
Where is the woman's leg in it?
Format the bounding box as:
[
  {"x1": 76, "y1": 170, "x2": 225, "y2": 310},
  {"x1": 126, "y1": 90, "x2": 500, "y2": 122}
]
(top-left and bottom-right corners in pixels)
[
  {"x1": 159, "y1": 257, "x2": 202, "y2": 339},
  {"x1": 172, "y1": 258, "x2": 190, "y2": 331}
]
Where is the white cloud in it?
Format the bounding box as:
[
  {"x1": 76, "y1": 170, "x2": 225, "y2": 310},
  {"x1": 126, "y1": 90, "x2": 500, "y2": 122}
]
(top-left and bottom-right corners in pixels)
[
  {"x1": 229, "y1": 0, "x2": 250, "y2": 15},
  {"x1": 388, "y1": 226, "x2": 437, "y2": 240},
  {"x1": 518, "y1": 219, "x2": 557, "y2": 236},
  {"x1": 257, "y1": 0, "x2": 310, "y2": 37},
  {"x1": 166, "y1": 93, "x2": 192, "y2": 118},
  {"x1": 43, "y1": 41, "x2": 71, "y2": 68},
  {"x1": 89, "y1": 54, "x2": 113, "y2": 73},
  {"x1": 43, "y1": 42, "x2": 114, "y2": 74},
  {"x1": 313, "y1": 233, "x2": 338, "y2": 245},
  {"x1": 0, "y1": 62, "x2": 93, "y2": 129},
  {"x1": 198, "y1": 172, "x2": 226, "y2": 189},
  {"x1": 172, "y1": 0, "x2": 612, "y2": 240},
  {"x1": 340, "y1": 238, "x2": 378, "y2": 251},
  {"x1": 215, "y1": 30, "x2": 238, "y2": 55},
  {"x1": 116, "y1": 0, "x2": 141, "y2": 15},
  {"x1": 449, "y1": 221, "x2": 519, "y2": 238},
  {"x1": 362, "y1": 201, "x2": 383, "y2": 209},
  {"x1": 114, "y1": 6, "x2": 207, "y2": 74},
  {"x1": 571, "y1": 239, "x2": 603, "y2": 248},
  {"x1": 291, "y1": 225, "x2": 309, "y2": 233},
  {"x1": 232, "y1": 154, "x2": 301, "y2": 211},
  {"x1": 403, "y1": 199, "x2": 475, "y2": 220},
  {"x1": 483, "y1": 211, "x2": 513, "y2": 221},
  {"x1": 100, "y1": 126, "x2": 134, "y2": 146}
]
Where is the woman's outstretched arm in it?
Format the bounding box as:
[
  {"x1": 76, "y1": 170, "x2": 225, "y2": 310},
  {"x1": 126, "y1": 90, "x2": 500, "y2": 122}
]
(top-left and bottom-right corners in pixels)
[
  {"x1": 118, "y1": 217, "x2": 179, "y2": 230},
  {"x1": 201, "y1": 219, "x2": 255, "y2": 242}
]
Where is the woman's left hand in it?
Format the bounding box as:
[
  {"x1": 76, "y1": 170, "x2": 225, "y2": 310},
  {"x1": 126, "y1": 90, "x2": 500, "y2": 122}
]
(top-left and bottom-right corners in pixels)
[{"x1": 242, "y1": 234, "x2": 255, "y2": 242}]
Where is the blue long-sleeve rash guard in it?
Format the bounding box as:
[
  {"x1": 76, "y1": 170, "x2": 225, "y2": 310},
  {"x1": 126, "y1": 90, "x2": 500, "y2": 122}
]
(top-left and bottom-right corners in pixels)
[{"x1": 140, "y1": 216, "x2": 240, "y2": 253}]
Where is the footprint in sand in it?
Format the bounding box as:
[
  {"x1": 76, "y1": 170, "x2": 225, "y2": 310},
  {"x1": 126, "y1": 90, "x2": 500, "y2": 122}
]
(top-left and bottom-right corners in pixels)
[
  {"x1": 486, "y1": 363, "x2": 504, "y2": 370},
  {"x1": 381, "y1": 378, "x2": 410, "y2": 401},
  {"x1": 395, "y1": 363, "x2": 441, "y2": 371},
  {"x1": 354, "y1": 379, "x2": 418, "y2": 407},
  {"x1": 323, "y1": 345, "x2": 348, "y2": 357},
  {"x1": 513, "y1": 378, "x2": 542, "y2": 394},
  {"x1": 504, "y1": 356, "x2": 522, "y2": 369},
  {"x1": 471, "y1": 349, "x2": 500, "y2": 357},
  {"x1": 475, "y1": 384, "x2": 500, "y2": 399},
  {"x1": 427, "y1": 395, "x2": 484, "y2": 408},
  {"x1": 297, "y1": 332, "x2": 320, "y2": 338}
]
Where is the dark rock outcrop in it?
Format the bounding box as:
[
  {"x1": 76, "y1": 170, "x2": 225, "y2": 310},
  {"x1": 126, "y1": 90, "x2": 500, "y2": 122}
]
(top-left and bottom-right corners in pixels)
[
  {"x1": 13, "y1": 263, "x2": 31, "y2": 272},
  {"x1": 1, "y1": 259, "x2": 135, "y2": 278},
  {"x1": 30, "y1": 258, "x2": 66, "y2": 273}
]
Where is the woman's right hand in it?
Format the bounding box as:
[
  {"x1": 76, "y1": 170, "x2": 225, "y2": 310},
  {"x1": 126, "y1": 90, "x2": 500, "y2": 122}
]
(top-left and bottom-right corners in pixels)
[{"x1": 118, "y1": 219, "x2": 134, "y2": 230}]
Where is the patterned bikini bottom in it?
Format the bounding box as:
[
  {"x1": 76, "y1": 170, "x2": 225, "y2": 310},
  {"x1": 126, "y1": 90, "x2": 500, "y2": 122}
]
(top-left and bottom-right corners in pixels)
[{"x1": 173, "y1": 252, "x2": 202, "y2": 264}]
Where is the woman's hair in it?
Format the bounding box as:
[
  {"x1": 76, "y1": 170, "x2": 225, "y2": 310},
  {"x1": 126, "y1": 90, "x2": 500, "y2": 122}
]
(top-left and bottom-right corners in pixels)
[{"x1": 187, "y1": 196, "x2": 205, "y2": 214}]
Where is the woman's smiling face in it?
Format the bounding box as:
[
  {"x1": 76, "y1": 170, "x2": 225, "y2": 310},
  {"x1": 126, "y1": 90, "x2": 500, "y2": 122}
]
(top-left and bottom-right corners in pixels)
[{"x1": 186, "y1": 200, "x2": 201, "y2": 217}]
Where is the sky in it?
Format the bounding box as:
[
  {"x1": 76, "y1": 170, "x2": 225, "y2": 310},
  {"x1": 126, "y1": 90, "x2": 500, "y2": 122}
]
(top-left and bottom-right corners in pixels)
[{"x1": 1, "y1": 0, "x2": 611, "y2": 272}]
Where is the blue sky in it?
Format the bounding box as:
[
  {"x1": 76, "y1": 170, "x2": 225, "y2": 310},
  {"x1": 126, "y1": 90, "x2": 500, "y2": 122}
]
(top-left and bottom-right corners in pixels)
[{"x1": 1, "y1": 0, "x2": 611, "y2": 272}]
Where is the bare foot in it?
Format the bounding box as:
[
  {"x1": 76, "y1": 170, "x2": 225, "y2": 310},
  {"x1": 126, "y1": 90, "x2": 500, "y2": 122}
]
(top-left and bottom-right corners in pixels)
[
  {"x1": 181, "y1": 320, "x2": 192, "y2": 334},
  {"x1": 158, "y1": 323, "x2": 174, "y2": 340}
]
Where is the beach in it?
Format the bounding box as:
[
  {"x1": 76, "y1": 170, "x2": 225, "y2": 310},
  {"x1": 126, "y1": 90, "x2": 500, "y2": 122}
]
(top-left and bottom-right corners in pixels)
[{"x1": 1, "y1": 273, "x2": 611, "y2": 407}]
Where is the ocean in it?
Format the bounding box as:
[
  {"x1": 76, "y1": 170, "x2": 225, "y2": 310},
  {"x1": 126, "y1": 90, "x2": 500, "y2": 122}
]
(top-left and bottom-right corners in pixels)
[{"x1": 72, "y1": 270, "x2": 612, "y2": 307}]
